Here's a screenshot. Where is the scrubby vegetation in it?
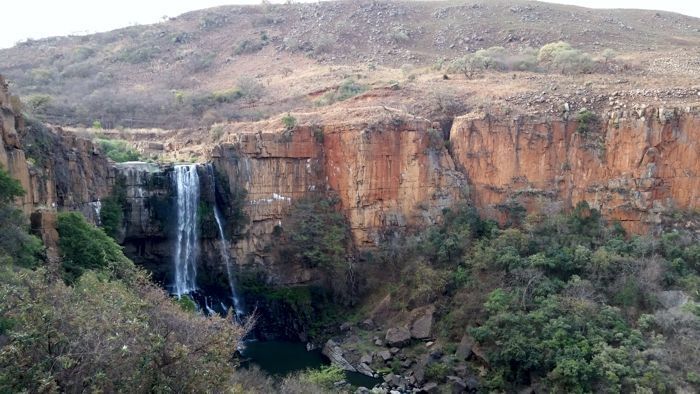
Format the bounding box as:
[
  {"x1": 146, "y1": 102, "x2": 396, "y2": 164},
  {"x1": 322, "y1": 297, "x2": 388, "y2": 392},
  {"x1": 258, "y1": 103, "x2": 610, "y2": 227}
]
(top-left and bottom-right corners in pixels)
[
  {"x1": 277, "y1": 195, "x2": 355, "y2": 305},
  {"x1": 100, "y1": 175, "x2": 127, "y2": 239},
  {"x1": 0, "y1": 166, "x2": 245, "y2": 393},
  {"x1": 447, "y1": 41, "x2": 596, "y2": 78},
  {"x1": 96, "y1": 138, "x2": 141, "y2": 162},
  {"x1": 315, "y1": 79, "x2": 367, "y2": 106},
  {"x1": 366, "y1": 201, "x2": 700, "y2": 392},
  {"x1": 0, "y1": 166, "x2": 43, "y2": 269}
]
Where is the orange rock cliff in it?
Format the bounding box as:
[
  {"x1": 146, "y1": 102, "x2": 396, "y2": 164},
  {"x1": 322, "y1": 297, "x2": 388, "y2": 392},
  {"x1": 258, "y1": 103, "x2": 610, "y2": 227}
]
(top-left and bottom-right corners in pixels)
[{"x1": 2, "y1": 76, "x2": 699, "y2": 269}]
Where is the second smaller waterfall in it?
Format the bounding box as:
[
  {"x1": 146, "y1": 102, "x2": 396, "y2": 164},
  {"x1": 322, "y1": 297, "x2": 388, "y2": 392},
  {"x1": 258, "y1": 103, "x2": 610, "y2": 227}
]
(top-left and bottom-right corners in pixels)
[
  {"x1": 208, "y1": 164, "x2": 245, "y2": 320},
  {"x1": 213, "y1": 204, "x2": 246, "y2": 320}
]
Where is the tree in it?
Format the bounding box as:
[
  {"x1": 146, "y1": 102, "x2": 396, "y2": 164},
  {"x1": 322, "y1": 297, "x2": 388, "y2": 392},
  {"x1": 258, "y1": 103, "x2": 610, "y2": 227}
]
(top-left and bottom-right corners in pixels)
[
  {"x1": 24, "y1": 94, "x2": 52, "y2": 113},
  {"x1": 236, "y1": 76, "x2": 265, "y2": 102},
  {"x1": 56, "y1": 212, "x2": 131, "y2": 284},
  {"x1": 0, "y1": 265, "x2": 245, "y2": 392},
  {"x1": 601, "y1": 48, "x2": 616, "y2": 64},
  {"x1": 538, "y1": 41, "x2": 573, "y2": 65},
  {"x1": 448, "y1": 54, "x2": 485, "y2": 79},
  {"x1": 0, "y1": 165, "x2": 42, "y2": 268},
  {"x1": 277, "y1": 195, "x2": 354, "y2": 303},
  {"x1": 0, "y1": 166, "x2": 23, "y2": 206},
  {"x1": 552, "y1": 49, "x2": 594, "y2": 74}
]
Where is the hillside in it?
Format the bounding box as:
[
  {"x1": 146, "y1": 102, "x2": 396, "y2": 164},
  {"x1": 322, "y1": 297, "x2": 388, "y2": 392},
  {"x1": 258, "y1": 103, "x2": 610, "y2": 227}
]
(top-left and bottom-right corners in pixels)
[{"x1": 0, "y1": 0, "x2": 699, "y2": 129}]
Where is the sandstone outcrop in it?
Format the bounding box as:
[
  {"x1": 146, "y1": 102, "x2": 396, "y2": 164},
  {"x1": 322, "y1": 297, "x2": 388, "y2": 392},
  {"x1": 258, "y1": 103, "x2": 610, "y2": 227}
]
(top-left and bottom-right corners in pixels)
[
  {"x1": 449, "y1": 108, "x2": 700, "y2": 233},
  {"x1": 0, "y1": 76, "x2": 113, "y2": 219},
  {"x1": 212, "y1": 107, "x2": 465, "y2": 281}
]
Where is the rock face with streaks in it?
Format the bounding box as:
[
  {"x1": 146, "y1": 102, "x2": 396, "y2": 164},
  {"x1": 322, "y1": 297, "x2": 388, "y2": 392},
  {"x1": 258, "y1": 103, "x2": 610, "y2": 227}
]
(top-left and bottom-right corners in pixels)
[
  {"x1": 449, "y1": 108, "x2": 700, "y2": 233},
  {"x1": 211, "y1": 107, "x2": 465, "y2": 283},
  {"x1": 0, "y1": 75, "x2": 113, "y2": 219}
]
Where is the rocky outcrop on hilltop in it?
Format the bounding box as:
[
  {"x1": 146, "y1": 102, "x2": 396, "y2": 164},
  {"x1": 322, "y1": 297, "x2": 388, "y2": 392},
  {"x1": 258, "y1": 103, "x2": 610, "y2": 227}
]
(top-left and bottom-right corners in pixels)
[{"x1": 449, "y1": 107, "x2": 700, "y2": 233}]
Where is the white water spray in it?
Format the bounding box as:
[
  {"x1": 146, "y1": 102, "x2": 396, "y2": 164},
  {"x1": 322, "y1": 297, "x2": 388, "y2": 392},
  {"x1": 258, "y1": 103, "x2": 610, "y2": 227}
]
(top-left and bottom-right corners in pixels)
[
  {"x1": 212, "y1": 188, "x2": 246, "y2": 320},
  {"x1": 173, "y1": 165, "x2": 200, "y2": 298}
]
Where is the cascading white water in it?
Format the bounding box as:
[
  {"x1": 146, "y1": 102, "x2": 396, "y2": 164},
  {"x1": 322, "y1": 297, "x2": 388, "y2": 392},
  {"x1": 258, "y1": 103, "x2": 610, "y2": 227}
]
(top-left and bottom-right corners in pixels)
[
  {"x1": 211, "y1": 173, "x2": 246, "y2": 320},
  {"x1": 173, "y1": 164, "x2": 200, "y2": 298}
]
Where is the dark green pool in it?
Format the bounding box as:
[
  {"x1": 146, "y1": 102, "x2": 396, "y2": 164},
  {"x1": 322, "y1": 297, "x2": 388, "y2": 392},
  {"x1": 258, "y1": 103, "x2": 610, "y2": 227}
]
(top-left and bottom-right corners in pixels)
[{"x1": 241, "y1": 340, "x2": 381, "y2": 388}]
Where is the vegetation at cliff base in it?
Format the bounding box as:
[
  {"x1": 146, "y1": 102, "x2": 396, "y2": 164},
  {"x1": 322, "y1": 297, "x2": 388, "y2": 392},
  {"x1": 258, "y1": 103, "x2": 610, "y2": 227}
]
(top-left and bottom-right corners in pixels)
[
  {"x1": 0, "y1": 165, "x2": 43, "y2": 269},
  {"x1": 57, "y1": 211, "x2": 131, "y2": 284},
  {"x1": 369, "y1": 201, "x2": 700, "y2": 392}
]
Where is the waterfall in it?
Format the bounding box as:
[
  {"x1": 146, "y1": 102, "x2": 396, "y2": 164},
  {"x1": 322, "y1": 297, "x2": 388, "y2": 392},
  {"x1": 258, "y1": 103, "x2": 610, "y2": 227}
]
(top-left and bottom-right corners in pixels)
[
  {"x1": 209, "y1": 164, "x2": 245, "y2": 320},
  {"x1": 173, "y1": 164, "x2": 200, "y2": 298},
  {"x1": 213, "y1": 205, "x2": 245, "y2": 319}
]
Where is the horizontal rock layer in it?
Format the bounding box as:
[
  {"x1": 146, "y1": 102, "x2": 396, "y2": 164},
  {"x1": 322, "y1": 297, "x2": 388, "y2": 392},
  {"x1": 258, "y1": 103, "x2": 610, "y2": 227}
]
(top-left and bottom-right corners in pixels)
[{"x1": 449, "y1": 108, "x2": 700, "y2": 233}]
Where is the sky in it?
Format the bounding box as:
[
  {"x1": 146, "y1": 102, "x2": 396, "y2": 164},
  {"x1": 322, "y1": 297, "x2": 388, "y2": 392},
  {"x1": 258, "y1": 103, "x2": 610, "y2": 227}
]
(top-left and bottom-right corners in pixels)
[{"x1": 1, "y1": 0, "x2": 699, "y2": 49}]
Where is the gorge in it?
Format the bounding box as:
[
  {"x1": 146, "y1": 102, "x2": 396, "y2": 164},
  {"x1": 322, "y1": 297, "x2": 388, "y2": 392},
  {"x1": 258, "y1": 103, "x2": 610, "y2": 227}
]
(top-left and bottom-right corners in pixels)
[{"x1": 1, "y1": 0, "x2": 700, "y2": 391}]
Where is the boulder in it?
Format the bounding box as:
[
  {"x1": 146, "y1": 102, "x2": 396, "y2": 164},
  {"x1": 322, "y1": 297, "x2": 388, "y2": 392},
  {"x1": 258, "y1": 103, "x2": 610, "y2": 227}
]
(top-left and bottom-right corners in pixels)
[
  {"x1": 385, "y1": 326, "x2": 411, "y2": 347},
  {"x1": 447, "y1": 376, "x2": 467, "y2": 393},
  {"x1": 360, "y1": 354, "x2": 373, "y2": 364},
  {"x1": 356, "y1": 362, "x2": 374, "y2": 377},
  {"x1": 322, "y1": 339, "x2": 356, "y2": 372},
  {"x1": 420, "y1": 382, "x2": 439, "y2": 393},
  {"x1": 657, "y1": 290, "x2": 689, "y2": 309},
  {"x1": 455, "y1": 334, "x2": 474, "y2": 360},
  {"x1": 378, "y1": 350, "x2": 393, "y2": 361},
  {"x1": 360, "y1": 318, "x2": 375, "y2": 330},
  {"x1": 411, "y1": 311, "x2": 433, "y2": 339}
]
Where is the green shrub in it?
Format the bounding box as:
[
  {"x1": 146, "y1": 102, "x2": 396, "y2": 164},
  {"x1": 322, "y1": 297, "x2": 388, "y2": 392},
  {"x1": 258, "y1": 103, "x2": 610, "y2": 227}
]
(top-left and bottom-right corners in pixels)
[
  {"x1": 176, "y1": 294, "x2": 197, "y2": 312},
  {"x1": 100, "y1": 176, "x2": 127, "y2": 239},
  {"x1": 425, "y1": 362, "x2": 450, "y2": 382},
  {"x1": 24, "y1": 94, "x2": 52, "y2": 113},
  {"x1": 0, "y1": 261, "x2": 243, "y2": 392},
  {"x1": 576, "y1": 109, "x2": 598, "y2": 135},
  {"x1": 97, "y1": 138, "x2": 140, "y2": 162},
  {"x1": 236, "y1": 76, "x2": 265, "y2": 102},
  {"x1": 0, "y1": 165, "x2": 25, "y2": 204},
  {"x1": 210, "y1": 89, "x2": 242, "y2": 104},
  {"x1": 115, "y1": 47, "x2": 160, "y2": 64},
  {"x1": 315, "y1": 79, "x2": 367, "y2": 106},
  {"x1": 0, "y1": 166, "x2": 43, "y2": 269},
  {"x1": 312, "y1": 126, "x2": 324, "y2": 143},
  {"x1": 302, "y1": 365, "x2": 344, "y2": 389},
  {"x1": 538, "y1": 41, "x2": 573, "y2": 64},
  {"x1": 282, "y1": 113, "x2": 297, "y2": 130},
  {"x1": 233, "y1": 39, "x2": 266, "y2": 55},
  {"x1": 100, "y1": 197, "x2": 123, "y2": 239},
  {"x1": 57, "y1": 212, "x2": 131, "y2": 284}
]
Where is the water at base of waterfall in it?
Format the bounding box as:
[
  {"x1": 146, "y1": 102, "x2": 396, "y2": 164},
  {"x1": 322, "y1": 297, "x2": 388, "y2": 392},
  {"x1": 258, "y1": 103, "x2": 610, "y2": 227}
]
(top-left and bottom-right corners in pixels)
[
  {"x1": 172, "y1": 164, "x2": 200, "y2": 298},
  {"x1": 240, "y1": 340, "x2": 382, "y2": 389}
]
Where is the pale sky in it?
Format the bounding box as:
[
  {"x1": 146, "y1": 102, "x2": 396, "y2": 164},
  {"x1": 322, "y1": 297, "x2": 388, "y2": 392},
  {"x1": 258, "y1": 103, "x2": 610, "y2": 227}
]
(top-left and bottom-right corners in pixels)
[{"x1": 1, "y1": 0, "x2": 698, "y2": 49}]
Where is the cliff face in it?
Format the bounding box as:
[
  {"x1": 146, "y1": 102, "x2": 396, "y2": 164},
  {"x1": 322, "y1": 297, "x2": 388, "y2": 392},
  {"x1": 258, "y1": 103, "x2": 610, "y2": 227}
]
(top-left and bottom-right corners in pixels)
[
  {"x1": 211, "y1": 108, "x2": 465, "y2": 283},
  {"x1": 449, "y1": 108, "x2": 700, "y2": 232},
  {"x1": 4, "y1": 66, "x2": 699, "y2": 290},
  {"x1": 0, "y1": 76, "x2": 113, "y2": 221}
]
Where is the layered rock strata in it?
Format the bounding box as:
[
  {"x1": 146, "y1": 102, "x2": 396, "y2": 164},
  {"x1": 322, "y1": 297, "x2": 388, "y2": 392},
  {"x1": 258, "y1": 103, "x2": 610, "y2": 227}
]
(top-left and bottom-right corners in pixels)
[{"x1": 449, "y1": 108, "x2": 700, "y2": 232}]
